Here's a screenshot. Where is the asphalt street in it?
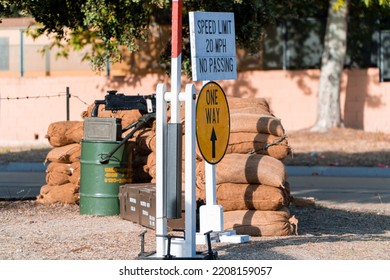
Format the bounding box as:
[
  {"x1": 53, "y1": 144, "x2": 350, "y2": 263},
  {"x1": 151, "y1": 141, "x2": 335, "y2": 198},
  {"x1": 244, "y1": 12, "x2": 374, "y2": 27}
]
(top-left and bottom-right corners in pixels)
[
  {"x1": 288, "y1": 176, "x2": 390, "y2": 212},
  {"x1": 0, "y1": 163, "x2": 389, "y2": 212},
  {"x1": 0, "y1": 171, "x2": 45, "y2": 200}
]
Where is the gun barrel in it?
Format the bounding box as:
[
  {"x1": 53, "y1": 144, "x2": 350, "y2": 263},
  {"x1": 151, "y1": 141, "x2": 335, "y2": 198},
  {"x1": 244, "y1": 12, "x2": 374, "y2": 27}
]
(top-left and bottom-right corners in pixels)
[{"x1": 104, "y1": 93, "x2": 156, "y2": 114}]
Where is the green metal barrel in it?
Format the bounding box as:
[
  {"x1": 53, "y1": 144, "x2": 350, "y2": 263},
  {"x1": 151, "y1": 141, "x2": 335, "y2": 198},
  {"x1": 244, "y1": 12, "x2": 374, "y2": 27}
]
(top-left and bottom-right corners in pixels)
[{"x1": 79, "y1": 140, "x2": 133, "y2": 216}]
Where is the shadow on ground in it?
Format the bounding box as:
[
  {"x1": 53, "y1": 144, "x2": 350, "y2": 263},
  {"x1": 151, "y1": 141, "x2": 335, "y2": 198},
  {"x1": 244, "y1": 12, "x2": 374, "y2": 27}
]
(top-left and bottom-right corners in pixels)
[
  {"x1": 289, "y1": 205, "x2": 390, "y2": 235},
  {"x1": 216, "y1": 205, "x2": 390, "y2": 260}
]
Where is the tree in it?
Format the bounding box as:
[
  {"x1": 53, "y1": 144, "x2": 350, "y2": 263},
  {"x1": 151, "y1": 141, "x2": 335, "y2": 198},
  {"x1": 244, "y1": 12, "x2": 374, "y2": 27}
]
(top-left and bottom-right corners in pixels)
[
  {"x1": 312, "y1": 0, "x2": 390, "y2": 132},
  {"x1": 312, "y1": 0, "x2": 349, "y2": 131},
  {"x1": 0, "y1": 0, "x2": 316, "y2": 72},
  {"x1": 0, "y1": 0, "x2": 168, "y2": 70}
]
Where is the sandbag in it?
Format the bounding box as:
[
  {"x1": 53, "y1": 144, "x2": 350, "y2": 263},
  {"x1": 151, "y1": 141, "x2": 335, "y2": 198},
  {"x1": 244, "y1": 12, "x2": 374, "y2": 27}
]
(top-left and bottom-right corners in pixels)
[
  {"x1": 68, "y1": 162, "x2": 80, "y2": 185},
  {"x1": 135, "y1": 129, "x2": 156, "y2": 154},
  {"x1": 227, "y1": 133, "x2": 290, "y2": 160},
  {"x1": 45, "y1": 121, "x2": 83, "y2": 147},
  {"x1": 230, "y1": 113, "x2": 285, "y2": 136},
  {"x1": 68, "y1": 145, "x2": 81, "y2": 162},
  {"x1": 36, "y1": 183, "x2": 80, "y2": 204},
  {"x1": 117, "y1": 110, "x2": 144, "y2": 129},
  {"x1": 46, "y1": 171, "x2": 70, "y2": 186},
  {"x1": 65, "y1": 122, "x2": 84, "y2": 144},
  {"x1": 228, "y1": 97, "x2": 271, "y2": 115},
  {"x1": 146, "y1": 151, "x2": 157, "y2": 179},
  {"x1": 83, "y1": 103, "x2": 113, "y2": 118},
  {"x1": 216, "y1": 183, "x2": 291, "y2": 211},
  {"x1": 69, "y1": 161, "x2": 80, "y2": 174},
  {"x1": 224, "y1": 208, "x2": 298, "y2": 236},
  {"x1": 82, "y1": 102, "x2": 143, "y2": 129},
  {"x1": 146, "y1": 150, "x2": 156, "y2": 167},
  {"x1": 195, "y1": 161, "x2": 206, "y2": 200},
  {"x1": 196, "y1": 154, "x2": 286, "y2": 189},
  {"x1": 45, "y1": 143, "x2": 81, "y2": 163},
  {"x1": 38, "y1": 184, "x2": 55, "y2": 196},
  {"x1": 45, "y1": 162, "x2": 72, "y2": 175},
  {"x1": 218, "y1": 154, "x2": 287, "y2": 186}
]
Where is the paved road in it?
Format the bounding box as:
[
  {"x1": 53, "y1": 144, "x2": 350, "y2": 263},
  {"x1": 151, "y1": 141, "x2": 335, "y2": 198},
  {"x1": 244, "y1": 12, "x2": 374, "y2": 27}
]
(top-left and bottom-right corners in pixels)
[
  {"x1": 0, "y1": 164, "x2": 389, "y2": 212},
  {"x1": 0, "y1": 171, "x2": 45, "y2": 200},
  {"x1": 288, "y1": 176, "x2": 390, "y2": 212}
]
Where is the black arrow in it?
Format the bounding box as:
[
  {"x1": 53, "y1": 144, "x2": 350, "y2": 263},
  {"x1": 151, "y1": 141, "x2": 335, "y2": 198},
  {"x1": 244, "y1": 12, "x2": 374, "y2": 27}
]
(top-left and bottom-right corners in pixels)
[{"x1": 210, "y1": 127, "x2": 217, "y2": 158}]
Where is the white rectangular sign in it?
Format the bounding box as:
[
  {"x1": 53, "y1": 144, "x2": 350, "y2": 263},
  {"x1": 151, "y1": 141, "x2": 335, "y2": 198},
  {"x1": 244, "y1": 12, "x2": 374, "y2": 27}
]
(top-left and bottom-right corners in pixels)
[{"x1": 189, "y1": 12, "x2": 237, "y2": 81}]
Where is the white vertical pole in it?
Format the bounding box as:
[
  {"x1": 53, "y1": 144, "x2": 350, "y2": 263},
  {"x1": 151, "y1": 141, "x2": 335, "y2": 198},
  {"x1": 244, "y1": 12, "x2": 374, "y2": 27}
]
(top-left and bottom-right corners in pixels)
[
  {"x1": 205, "y1": 162, "x2": 217, "y2": 205},
  {"x1": 155, "y1": 0, "x2": 183, "y2": 258},
  {"x1": 156, "y1": 83, "x2": 167, "y2": 257},
  {"x1": 202, "y1": 80, "x2": 217, "y2": 206},
  {"x1": 180, "y1": 84, "x2": 196, "y2": 257}
]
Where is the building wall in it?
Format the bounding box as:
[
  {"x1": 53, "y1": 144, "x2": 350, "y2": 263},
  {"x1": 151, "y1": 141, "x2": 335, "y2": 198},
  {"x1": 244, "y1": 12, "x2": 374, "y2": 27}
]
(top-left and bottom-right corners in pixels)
[
  {"x1": 0, "y1": 18, "x2": 170, "y2": 78},
  {"x1": 1, "y1": 68, "x2": 389, "y2": 144}
]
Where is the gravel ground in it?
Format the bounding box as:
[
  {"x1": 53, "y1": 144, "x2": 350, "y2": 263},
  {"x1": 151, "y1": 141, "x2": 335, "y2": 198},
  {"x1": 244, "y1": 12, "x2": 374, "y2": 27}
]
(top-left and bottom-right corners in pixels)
[
  {"x1": 0, "y1": 128, "x2": 389, "y2": 260},
  {"x1": 0, "y1": 200, "x2": 388, "y2": 260}
]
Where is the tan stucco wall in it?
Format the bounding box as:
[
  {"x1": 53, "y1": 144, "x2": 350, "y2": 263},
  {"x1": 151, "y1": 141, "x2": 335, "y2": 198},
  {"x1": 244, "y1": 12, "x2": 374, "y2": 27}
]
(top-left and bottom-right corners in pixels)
[{"x1": 1, "y1": 68, "x2": 389, "y2": 144}]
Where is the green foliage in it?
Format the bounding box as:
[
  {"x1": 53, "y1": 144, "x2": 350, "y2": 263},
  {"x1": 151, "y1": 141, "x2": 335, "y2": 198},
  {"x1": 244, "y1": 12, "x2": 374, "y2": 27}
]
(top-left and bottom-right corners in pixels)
[
  {"x1": 363, "y1": 0, "x2": 390, "y2": 6},
  {"x1": 5, "y1": 0, "x2": 388, "y2": 75},
  {"x1": 81, "y1": 0, "x2": 152, "y2": 70},
  {"x1": 1, "y1": 0, "x2": 320, "y2": 74},
  {"x1": 334, "y1": 0, "x2": 390, "y2": 9}
]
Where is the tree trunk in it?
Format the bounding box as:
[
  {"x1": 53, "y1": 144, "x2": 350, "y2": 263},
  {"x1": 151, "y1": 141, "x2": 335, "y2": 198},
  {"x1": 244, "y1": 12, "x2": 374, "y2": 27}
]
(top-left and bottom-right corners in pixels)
[{"x1": 312, "y1": 0, "x2": 349, "y2": 132}]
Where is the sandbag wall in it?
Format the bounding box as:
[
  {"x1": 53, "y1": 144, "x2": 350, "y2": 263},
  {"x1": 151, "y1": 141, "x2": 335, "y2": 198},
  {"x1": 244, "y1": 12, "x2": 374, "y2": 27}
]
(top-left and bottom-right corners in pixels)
[
  {"x1": 136, "y1": 96, "x2": 298, "y2": 236},
  {"x1": 36, "y1": 96, "x2": 298, "y2": 237},
  {"x1": 132, "y1": 126, "x2": 157, "y2": 183},
  {"x1": 36, "y1": 103, "x2": 155, "y2": 204},
  {"x1": 196, "y1": 97, "x2": 297, "y2": 236},
  {"x1": 36, "y1": 121, "x2": 83, "y2": 204}
]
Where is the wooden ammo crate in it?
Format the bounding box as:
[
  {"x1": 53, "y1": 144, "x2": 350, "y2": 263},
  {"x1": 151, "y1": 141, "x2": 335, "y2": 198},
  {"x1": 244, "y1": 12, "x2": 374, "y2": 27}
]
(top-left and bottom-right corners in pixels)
[
  {"x1": 119, "y1": 183, "x2": 155, "y2": 224},
  {"x1": 139, "y1": 186, "x2": 157, "y2": 229},
  {"x1": 119, "y1": 183, "x2": 185, "y2": 229}
]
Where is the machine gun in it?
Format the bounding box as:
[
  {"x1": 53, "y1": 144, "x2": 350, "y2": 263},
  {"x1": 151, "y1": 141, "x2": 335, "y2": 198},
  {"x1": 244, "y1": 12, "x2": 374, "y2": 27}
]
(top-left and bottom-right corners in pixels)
[
  {"x1": 92, "y1": 90, "x2": 156, "y2": 117},
  {"x1": 87, "y1": 90, "x2": 157, "y2": 164}
]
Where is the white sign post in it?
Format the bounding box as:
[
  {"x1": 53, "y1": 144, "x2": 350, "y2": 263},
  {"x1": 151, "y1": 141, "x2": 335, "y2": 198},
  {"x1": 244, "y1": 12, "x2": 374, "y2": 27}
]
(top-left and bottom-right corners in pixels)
[
  {"x1": 189, "y1": 12, "x2": 237, "y2": 81},
  {"x1": 156, "y1": 0, "x2": 197, "y2": 259},
  {"x1": 190, "y1": 12, "x2": 248, "y2": 244}
]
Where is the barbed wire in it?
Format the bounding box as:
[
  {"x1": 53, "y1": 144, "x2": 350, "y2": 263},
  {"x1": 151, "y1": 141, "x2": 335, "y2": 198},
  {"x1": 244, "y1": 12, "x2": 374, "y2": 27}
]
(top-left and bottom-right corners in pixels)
[
  {"x1": 0, "y1": 92, "x2": 90, "y2": 106},
  {"x1": 72, "y1": 95, "x2": 89, "y2": 106},
  {"x1": 0, "y1": 93, "x2": 66, "y2": 100}
]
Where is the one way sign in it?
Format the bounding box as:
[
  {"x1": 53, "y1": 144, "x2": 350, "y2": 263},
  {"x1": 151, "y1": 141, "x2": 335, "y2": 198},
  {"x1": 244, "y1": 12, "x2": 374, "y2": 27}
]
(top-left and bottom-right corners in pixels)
[{"x1": 196, "y1": 81, "x2": 230, "y2": 164}]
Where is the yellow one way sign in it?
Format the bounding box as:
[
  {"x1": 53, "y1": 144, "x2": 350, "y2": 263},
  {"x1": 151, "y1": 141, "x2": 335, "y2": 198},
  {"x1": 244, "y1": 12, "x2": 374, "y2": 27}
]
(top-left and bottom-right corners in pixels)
[{"x1": 196, "y1": 81, "x2": 230, "y2": 164}]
